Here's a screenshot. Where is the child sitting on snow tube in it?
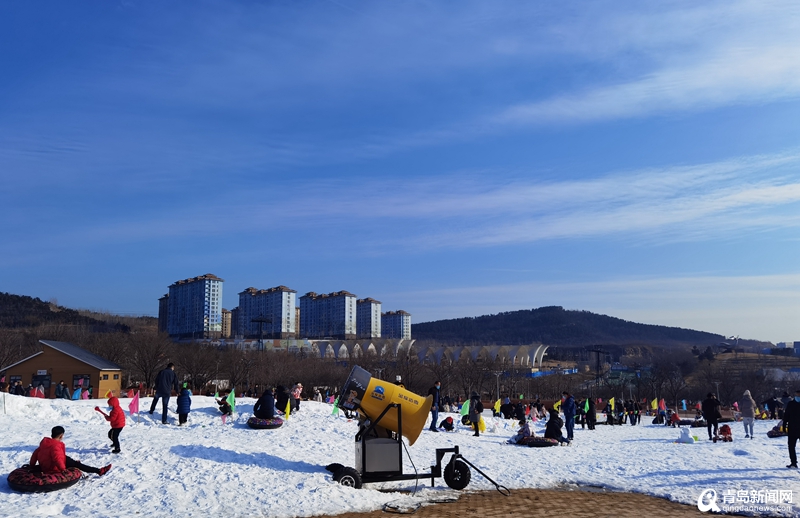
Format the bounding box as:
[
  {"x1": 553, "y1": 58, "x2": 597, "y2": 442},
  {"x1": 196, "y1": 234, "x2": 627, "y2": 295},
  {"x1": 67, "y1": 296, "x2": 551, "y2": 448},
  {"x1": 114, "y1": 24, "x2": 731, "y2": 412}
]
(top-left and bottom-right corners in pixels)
[
  {"x1": 508, "y1": 419, "x2": 531, "y2": 444},
  {"x1": 8, "y1": 426, "x2": 111, "y2": 493}
]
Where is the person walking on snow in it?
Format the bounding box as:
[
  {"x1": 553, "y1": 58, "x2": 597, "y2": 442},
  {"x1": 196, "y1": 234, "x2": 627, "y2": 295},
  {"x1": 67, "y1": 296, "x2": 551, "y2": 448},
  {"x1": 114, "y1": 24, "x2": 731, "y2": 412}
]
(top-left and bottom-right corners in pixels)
[
  {"x1": 739, "y1": 390, "x2": 757, "y2": 439},
  {"x1": 149, "y1": 363, "x2": 180, "y2": 424},
  {"x1": 468, "y1": 392, "x2": 483, "y2": 437},
  {"x1": 782, "y1": 389, "x2": 800, "y2": 468},
  {"x1": 95, "y1": 396, "x2": 125, "y2": 453},
  {"x1": 290, "y1": 382, "x2": 303, "y2": 413},
  {"x1": 561, "y1": 391, "x2": 576, "y2": 441},
  {"x1": 176, "y1": 383, "x2": 192, "y2": 426},
  {"x1": 428, "y1": 381, "x2": 441, "y2": 432},
  {"x1": 702, "y1": 393, "x2": 721, "y2": 440}
]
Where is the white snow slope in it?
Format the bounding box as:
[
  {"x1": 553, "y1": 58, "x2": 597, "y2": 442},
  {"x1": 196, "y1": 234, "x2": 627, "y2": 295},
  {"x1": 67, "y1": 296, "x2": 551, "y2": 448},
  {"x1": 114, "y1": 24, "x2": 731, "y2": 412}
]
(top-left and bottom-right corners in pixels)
[{"x1": 0, "y1": 393, "x2": 797, "y2": 517}]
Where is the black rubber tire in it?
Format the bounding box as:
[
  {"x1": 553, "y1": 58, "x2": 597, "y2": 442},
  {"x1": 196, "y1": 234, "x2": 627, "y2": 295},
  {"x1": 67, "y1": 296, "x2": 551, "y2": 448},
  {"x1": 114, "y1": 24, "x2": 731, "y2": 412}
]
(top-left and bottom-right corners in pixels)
[
  {"x1": 333, "y1": 467, "x2": 362, "y2": 489},
  {"x1": 443, "y1": 459, "x2": 471, "y2": 490}
]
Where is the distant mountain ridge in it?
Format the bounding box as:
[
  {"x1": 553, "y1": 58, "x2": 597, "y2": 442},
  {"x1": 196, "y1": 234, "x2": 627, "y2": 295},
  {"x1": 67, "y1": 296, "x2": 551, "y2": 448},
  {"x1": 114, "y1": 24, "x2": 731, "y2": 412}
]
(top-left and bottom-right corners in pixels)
[
  {"x1": 411, "y1": 306, "x2": 767, "y2": 348},
  {"x1": 0, "y1": 292, "x2": 149, "y2": 332}
]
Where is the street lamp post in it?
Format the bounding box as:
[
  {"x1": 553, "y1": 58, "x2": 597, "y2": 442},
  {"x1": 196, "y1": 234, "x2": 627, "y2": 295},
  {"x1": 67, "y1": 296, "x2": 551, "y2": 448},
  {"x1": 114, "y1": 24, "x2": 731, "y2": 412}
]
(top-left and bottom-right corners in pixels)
[{"x1": 494, "y1": 371, "x2": 503, "y2": 400}]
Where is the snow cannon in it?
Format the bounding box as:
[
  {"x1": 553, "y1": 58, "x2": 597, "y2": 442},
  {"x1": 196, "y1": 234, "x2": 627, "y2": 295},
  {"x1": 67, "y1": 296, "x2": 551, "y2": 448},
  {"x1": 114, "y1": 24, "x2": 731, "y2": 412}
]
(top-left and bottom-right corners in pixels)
[
  {"x1": 329, "y1": 365, "x2": 509, "y2": 493},
  {"x1": 338, "y1": 365, "x2": 432, "y2": 446}
]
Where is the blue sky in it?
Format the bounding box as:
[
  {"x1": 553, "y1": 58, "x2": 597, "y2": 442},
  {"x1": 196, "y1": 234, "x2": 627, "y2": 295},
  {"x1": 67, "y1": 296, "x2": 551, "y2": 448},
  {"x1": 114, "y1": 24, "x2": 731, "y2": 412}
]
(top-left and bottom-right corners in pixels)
[{"x1": 2, "y1": 1, "x2": 799, "y2": 342}]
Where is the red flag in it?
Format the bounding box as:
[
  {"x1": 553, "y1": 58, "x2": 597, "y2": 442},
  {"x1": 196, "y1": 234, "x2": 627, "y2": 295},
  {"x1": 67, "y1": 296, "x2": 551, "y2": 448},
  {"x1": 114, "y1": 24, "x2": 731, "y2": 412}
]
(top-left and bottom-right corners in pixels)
[
  {"x1": 127, "y1": 389, "x2": 134, "y2": 398},
  {"x1": 659, "y1": 398, "x2": 666, "y2": 411},
  {"x1": 128, "y1": 392, "x2": 140, "y2": 416}
]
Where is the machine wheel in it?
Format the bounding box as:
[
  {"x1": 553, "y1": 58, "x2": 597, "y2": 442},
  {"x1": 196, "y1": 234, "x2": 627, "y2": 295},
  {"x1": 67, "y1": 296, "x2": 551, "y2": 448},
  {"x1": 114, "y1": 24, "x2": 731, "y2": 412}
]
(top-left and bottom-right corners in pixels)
[
  {"x1": 444, "y1": 459, "x2": 471, "y2": 490},
  {"x1": 333, "y1": 467, "x2": 363, "y2": 489}
]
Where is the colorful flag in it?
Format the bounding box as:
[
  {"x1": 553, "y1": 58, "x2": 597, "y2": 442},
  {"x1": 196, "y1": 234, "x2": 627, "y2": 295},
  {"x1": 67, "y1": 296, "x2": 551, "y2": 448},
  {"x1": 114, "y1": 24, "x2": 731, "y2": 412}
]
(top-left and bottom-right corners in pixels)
[
  {"x1": 554, "y1": 399, "x2": 561, "y2": 411},
  {"x1": 493, "y1": 399, "x2": 501, "y2": 413},
  {"x1": 128, "y1": 392, "x2": 140, "y2": 416},
  {"x1": 284, "y1": 397, "x2": 291, "y2": 420},
  {"x1": 584, "y1": 399, "x2": 589, "y2": 413},
  {"x1": 460, "y1": 400, "x2": 470, "y2": 416},
  {"x1": 331, "y1": 396, "x2": 339, "y2": 416},
  {"x1": 104, "y1": 389, "x2": 113, "y2": 398},
  {"x1": 214, "y1": 391, "x2": 219, "y2": 399},
  {"x1": 78, "y1": 378, "x2": 83, "y2": 386},
  {"x1": 659, "y1": 399, "x2": 666, "y2": 411},
  {"x1": 72, "y1": 388, "x2": 81, "y2": 400},
  {"x1": 226, "y1": 391, "x2": 236, "y2": 414},
  {"x1": 609, "y1": 397, "x2": 615, "y2": 412},
  {"x1": 651, "y1": 398, "x2": 658, "y2": 410},
  {"x1": 681, "y1": 399, "x2": 687, "y2": 411}
]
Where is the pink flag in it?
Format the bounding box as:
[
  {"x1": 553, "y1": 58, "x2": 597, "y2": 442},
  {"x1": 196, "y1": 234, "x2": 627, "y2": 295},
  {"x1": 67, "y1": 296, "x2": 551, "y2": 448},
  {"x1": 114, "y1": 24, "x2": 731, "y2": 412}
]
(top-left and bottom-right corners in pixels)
[
  {"x1": 128, "y1": 392, "x2": 140, "y2": 416},
  {"x1": 78, "y1": 378, "x2": 84, "y2": 386}
]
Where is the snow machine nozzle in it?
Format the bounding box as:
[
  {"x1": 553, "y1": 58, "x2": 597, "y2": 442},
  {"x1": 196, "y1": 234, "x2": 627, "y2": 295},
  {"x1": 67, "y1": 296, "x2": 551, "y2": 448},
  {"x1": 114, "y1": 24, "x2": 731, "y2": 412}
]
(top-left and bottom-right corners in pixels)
[{"x1": 338, "y1": 366, "x2": 432, "y2": 446}]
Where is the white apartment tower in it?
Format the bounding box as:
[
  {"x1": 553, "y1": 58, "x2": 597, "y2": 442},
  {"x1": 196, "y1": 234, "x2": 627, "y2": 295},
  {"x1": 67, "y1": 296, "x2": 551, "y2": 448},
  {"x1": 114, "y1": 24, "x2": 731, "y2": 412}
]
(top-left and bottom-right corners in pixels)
[
  {"x1": 299, "y1": 291, "x2": 357, "y2": 339},
  {"x1": 381, "y1": 310, "x2": 411, "y2": 340},
  {"x1": 238, "y1": 286, "x2": 297, "y2": 339},
  {"x1": 356, "y1": 298, "x2": 382, "y2": 338},
  {"x1": 166, "y1": 274, "x2": 224, "y2": 339}
]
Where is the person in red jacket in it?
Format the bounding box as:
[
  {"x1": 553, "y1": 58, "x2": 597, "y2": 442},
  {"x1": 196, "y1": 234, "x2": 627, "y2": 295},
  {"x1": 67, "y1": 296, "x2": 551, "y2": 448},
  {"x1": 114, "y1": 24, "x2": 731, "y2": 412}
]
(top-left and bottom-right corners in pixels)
[
  {"x1": 96, "y1": 396, "x2": 125, "y2": 454},
  {"x1": 30, "y1": 426, "x2": 111, "y2": 476}
]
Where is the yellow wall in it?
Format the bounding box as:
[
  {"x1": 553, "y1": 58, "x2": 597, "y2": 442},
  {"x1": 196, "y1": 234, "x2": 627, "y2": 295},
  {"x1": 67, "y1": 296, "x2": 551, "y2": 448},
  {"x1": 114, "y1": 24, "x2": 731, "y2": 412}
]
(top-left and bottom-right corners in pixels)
[{"x1": 5, "y1": 346, "x2": 121, "y2": 399}]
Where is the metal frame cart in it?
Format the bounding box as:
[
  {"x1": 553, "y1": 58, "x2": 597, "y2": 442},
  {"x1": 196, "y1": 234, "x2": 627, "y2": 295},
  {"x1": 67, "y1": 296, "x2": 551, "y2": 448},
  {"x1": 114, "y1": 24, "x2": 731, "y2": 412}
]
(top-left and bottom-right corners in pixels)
[{"x1": 327, "y1": 402, "x2": 509, "y2": 494}]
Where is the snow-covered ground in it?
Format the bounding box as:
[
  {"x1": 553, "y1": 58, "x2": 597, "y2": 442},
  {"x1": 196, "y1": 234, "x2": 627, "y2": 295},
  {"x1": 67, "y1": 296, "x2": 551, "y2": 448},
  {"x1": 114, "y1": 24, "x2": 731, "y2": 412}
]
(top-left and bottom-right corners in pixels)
[{"x1": 1, "y1": 393, "x2": 797, "y2": 517}]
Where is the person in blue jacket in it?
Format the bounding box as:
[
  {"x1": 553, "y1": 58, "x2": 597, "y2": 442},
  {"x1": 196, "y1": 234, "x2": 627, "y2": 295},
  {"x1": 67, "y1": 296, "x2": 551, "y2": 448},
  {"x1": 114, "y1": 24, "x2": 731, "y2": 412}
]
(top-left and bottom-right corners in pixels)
[
  {"x1": 561, "y1": 391, "x2": 576, "y2": 441},
  {"x1": 149, "y1": 363, "x2": 180, "y2": 424},
  {"x1": 253, "y1": 388, "x2": 276, "y2": 420},
  {"x1": 176, "y1": 383, "x2": 192, "y2": 426}
]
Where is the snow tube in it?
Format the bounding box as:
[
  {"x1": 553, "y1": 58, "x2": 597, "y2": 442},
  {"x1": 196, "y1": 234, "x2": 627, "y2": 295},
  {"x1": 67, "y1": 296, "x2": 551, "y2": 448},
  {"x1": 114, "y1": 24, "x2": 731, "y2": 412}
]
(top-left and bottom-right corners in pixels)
[
  {"x1": 675, "y1": 419, "x2": 694, "y2": 426},
  {"x1": 767, "y1": 428, "x2": 787, "y2": 438},
  {"x1": 7, "y1": 466, "x2": 82, "y2": 493},
  {"x1": 246, "y1": 416, "x2": 284, "y2": 429},
  {"x1": 518, "y1": 436, "x2": 559, "y2": 447},
  {"x1": 690, "y1": 420, "x2": 707, "y2": 428}
]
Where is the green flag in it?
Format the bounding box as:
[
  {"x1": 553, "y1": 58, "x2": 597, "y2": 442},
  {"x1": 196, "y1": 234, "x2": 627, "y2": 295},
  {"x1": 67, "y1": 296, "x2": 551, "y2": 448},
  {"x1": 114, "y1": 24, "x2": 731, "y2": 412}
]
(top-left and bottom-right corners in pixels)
[
  {"x1": 584, "y1": 399, "x2": 589, "y2": 413},
  {"x1": 226, "y1": 391, "x2": 236, "y2": 414},
  {"x1": 214, "y1": 391, "x2": 219, "y2": 399},
  {"x1": 460, "y1": 400, "x2": 470, "y2": 416},
  {"x1": 332, "y1": 396, "x2": 340, "y2": 416}
]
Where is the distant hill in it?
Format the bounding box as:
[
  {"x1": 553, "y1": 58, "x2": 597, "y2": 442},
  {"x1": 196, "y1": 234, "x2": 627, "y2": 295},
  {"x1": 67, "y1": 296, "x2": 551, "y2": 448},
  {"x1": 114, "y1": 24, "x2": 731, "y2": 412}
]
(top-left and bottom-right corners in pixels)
[
  {"x1": 411, "y1": 306, "x2": 766, "y2": 348},
  {"x1": 0, "y1": 292, "x2": 154, "y2": 332}
]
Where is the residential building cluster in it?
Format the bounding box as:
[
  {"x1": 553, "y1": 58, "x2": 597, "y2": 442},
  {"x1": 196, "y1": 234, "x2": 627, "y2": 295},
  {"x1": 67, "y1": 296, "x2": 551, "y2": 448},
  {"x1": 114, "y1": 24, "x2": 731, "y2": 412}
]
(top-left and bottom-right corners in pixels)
[{"x1": 158, "y1": 274, "x2": 411, "y2": 341}]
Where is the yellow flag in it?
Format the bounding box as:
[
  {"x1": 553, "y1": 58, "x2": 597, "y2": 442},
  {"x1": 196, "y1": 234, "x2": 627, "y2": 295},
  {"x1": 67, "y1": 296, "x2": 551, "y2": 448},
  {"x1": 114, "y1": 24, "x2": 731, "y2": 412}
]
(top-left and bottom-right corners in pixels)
[
  {"x1": 285, "y1": 398, "x2": 291, "y2": 420},
  {"x1": 554, "y1": 400, "x2": 561, "y2": 411},
  {"x1": 493, "y1": 399, "x2": 501, "y2": 412},
  {"x1": 609, "y1": 397, "x2": 615, "y2": 411},
  {"x1": 104, "y1": 389, "x2": 112, "y2": 398},
  {"x1": 651, "y1": 398, "x2": 658, "y2": 410}
]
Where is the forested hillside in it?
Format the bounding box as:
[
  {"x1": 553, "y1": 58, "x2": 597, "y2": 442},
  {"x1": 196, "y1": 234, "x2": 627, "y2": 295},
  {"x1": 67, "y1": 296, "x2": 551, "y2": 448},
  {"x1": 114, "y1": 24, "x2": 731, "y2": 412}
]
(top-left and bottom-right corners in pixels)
[{"x1": 411, "y1": 306, "x2": 761, "y2": 347}]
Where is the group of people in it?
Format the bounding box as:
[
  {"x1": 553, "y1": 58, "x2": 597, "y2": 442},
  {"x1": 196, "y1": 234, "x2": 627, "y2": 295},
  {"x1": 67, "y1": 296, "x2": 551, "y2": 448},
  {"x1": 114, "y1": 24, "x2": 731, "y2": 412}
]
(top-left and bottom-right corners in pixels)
[{"x1": 1, "y1": 379, "x2": 93, "y2": 399}]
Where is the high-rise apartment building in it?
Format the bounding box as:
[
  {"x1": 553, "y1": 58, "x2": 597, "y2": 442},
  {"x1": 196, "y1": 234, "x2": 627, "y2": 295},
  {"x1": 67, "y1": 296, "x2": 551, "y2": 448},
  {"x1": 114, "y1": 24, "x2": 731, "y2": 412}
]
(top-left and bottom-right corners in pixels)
[
  {"x1": 238, "y1": 286, "x2": 297, "y2": 339},
  {"x1": 166, "y1": 274, "x2": 224, "y2": 339},
  {"x1": 299, "y1": 291, "x2": 357, "y2": 339},
  {"x1": 381, "y1": 310, "x2": 411, "y2": 340},
  {"x1": 221, "y1": 309, "x2": 232, "y2": 338},
  {"x1": 356, "y1": 298, "x2": 381, "y2": 338}
]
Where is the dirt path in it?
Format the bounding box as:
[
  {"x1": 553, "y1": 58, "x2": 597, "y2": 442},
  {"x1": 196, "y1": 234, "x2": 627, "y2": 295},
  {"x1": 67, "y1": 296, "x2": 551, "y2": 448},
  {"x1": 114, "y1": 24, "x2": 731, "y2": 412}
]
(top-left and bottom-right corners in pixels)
[{"x1": 328, "y1": 487, "x2": 706, "y2": 518}]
